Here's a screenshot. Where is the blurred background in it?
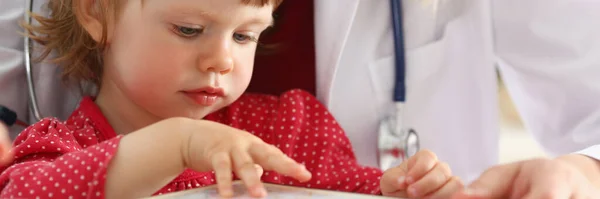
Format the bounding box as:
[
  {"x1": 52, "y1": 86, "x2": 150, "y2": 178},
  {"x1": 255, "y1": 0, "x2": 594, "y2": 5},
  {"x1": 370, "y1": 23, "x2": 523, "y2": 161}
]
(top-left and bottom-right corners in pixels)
[{"x1": 498, "y1": 77, "x2": 548, "y2": 163}]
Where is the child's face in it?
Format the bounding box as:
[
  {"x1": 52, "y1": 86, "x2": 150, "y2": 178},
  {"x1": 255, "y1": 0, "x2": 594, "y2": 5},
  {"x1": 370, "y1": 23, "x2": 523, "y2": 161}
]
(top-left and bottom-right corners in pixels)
[{"x1": 101, "y1": 0, "x2": 274, "y2": 119}]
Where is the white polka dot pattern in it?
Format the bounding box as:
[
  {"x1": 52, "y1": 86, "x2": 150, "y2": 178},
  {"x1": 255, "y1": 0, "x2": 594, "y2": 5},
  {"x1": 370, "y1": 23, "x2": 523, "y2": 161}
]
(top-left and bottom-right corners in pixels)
[
  {"x1": 0, "y1": 116, "x2": 122, "y2": 199},
  {"x1": 203, "y1": 90, "x2": 383, "y2": 194},
  {"x1": 0, "y1": 90, "x2": 383, "y2": 198}
]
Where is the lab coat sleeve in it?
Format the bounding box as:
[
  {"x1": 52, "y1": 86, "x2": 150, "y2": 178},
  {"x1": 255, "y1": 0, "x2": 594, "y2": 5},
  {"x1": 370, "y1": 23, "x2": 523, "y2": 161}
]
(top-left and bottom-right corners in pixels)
[
  {"x1": 493, "y1": 0, "x2": 600, "y2": 158},
  {"x1": 0, "y1": 0, "x2": 29, "y2": 136}
]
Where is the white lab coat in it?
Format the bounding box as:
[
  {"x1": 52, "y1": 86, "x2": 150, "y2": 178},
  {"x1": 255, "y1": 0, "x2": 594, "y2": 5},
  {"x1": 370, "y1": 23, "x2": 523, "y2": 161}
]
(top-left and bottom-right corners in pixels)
[
  {"x1": 0, "y1": 0, "x2": 81, "y2": 137},
  {"x1": 315, "y1": 0, "x2": 600, "y2": 182},
  {"x1": 0, "y1": 0, "x2": 28, "y2": 136},
  {"x1": 1, "y1": 0, "x2": 600, "y2": 182},
  {"x1": 0, "y1": 0, "x2": 25, "y2": 133}
]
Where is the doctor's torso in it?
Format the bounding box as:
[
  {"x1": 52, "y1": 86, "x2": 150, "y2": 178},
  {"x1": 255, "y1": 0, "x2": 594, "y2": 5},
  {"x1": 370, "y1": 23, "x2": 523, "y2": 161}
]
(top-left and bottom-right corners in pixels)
[{"x1": 316, "y1": 0, "x2": 498, "y2": 182}]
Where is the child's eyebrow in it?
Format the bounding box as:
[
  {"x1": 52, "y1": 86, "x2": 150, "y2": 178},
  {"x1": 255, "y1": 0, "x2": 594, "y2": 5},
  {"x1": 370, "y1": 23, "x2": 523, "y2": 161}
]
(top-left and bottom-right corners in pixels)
[
  {"x1": 170, "y1": 8, "x2": 274, "y2": 27},
  {"x1": 245, "y1": 17, "x2": 275, "y2": 27},
  {"x1": 174, "y1": 8, "x2": 214, "y2": 19}
]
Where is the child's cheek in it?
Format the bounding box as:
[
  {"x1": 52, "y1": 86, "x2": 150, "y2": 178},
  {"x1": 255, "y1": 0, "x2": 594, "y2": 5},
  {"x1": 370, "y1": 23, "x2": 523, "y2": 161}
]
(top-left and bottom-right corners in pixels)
[
  {"x1": 128, "y1": 40, "x2": 187, "y2": 86},
  {"x1": 236, "y1": 68, "x2": 253, "y2": 93},
  {"x1": 231, "y1": 52, "x2": 256, "y2": 90}
]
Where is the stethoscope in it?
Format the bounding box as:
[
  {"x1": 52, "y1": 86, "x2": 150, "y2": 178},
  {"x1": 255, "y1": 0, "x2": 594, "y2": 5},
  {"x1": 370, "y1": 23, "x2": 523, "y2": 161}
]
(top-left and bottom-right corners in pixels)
[
  {"x1": 21, "y1": 0, "x2": 419, "y2": 169},
  {"x1": 24, "y1": 0, "x2": 44, "y2": 122},
  {"x1": 377, "y1": 0, "x2": 420, "y2": 171},
  {"x1": 0, "y1": 0, "x2": 38, "y2": 128}
]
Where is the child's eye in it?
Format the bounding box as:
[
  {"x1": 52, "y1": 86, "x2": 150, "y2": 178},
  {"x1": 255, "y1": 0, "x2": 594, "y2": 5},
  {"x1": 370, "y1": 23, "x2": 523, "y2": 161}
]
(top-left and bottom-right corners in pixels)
[
  {"x1": 233, "y1": 33, "x2": 257, "y2": 44},
  {"x1": 173, "y1": 25, "x2": 202, "y2": 37}
]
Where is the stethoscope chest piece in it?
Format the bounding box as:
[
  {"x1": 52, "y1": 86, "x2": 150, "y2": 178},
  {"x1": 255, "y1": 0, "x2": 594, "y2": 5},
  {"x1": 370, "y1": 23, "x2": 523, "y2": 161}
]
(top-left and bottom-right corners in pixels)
[{"x1": 377, "y1": 109, "x2": 419, "y2": 170}]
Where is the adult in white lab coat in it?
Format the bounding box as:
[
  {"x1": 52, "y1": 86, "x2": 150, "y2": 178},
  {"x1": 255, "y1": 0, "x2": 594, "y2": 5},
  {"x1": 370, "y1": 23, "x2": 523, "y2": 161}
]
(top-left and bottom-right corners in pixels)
[
  {"x1": 314, "y1": 0, "x2": 600, "y2": 197},
  {"x1": 1, "y1": 0, "x2": 600, "y2": 197}
]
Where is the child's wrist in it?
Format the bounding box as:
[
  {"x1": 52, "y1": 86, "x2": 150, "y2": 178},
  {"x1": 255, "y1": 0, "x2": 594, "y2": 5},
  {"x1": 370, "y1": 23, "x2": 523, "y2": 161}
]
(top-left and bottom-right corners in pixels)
[{"x1": 163, "y1": 117, "x2": 195, "y2": 169}]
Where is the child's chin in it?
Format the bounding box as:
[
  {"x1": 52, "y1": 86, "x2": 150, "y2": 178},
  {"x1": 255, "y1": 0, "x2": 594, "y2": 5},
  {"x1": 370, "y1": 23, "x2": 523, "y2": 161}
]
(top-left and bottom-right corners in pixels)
[{"x1": 179, "y1": 107, "x2": 216, "y2": 120}]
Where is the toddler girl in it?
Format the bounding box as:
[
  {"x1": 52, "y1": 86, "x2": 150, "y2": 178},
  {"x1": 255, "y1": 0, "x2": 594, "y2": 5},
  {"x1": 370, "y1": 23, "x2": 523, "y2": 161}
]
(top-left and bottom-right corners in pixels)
[{"x1": 0, "y1": 0, "x2": 463, "y2": 198}]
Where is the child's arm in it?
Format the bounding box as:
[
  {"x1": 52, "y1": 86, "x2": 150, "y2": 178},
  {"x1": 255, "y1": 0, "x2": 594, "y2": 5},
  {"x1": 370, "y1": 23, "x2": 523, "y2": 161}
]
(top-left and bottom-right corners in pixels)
[
  {"x1": 105, "y1": 118, "x2": 310, "y2": 198},
  {"x1": 103, "y1": 118, "x2": 189, "y2": 198},
  {"x1": 0, "y1": 118, "x2": 311, "y2": 199}
]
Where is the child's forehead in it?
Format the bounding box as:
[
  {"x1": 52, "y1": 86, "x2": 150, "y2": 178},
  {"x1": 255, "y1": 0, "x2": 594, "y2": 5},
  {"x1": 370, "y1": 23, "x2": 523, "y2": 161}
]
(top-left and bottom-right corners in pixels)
[
  {"x1": 143, "y1": 0, "x2": 278, "y2": 15},
  {"x1": 150, "y1": 0, "x2": 277, "y2": 15},
  {"x1": 142, "y1": 0, "x2": 280, "y2": 8},
  {"x1": 144, "y1": 0, "x2": 276, "y2": 22}
]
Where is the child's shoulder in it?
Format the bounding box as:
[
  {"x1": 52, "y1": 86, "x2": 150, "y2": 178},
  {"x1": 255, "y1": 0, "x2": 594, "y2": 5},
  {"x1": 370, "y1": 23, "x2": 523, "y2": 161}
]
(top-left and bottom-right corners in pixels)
[
  {"x1": 15, "y1": 117, "x2": 74, "y2": 141},
  {"x1": 13, "y1": 116, "x2": 100, "y2": 145},
  {"x1": 7, "y1": 117, "x2": 96, "y2": 162},
  {"x1": 12, "y1": 97, "x2": 112, "y2": 156}
]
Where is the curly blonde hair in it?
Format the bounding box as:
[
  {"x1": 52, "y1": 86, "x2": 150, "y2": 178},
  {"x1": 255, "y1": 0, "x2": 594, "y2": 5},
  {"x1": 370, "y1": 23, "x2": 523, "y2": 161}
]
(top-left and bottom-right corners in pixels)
[{"x1": 23, "y1": 0, "x2": 283, "y2": 89}]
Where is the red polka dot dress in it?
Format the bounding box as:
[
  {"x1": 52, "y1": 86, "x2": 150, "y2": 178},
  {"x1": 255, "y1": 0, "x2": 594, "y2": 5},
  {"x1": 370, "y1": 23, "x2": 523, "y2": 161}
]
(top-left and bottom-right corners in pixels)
[{"x1": 0, "y1": 89, "x2": 383, "y2": 198}]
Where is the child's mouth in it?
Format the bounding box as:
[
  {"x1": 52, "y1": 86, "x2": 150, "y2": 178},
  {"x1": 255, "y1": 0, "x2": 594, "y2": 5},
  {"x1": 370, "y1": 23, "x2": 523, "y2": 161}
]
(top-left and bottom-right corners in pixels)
[{"x1": 182, "y1": 87, "x2": 225, "y2": 106}]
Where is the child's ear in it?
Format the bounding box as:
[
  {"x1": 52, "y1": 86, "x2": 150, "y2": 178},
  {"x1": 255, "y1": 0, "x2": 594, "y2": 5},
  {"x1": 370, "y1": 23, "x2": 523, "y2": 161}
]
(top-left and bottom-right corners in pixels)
[{"x1": 74, "y1": 0, "x2": 111, "y2": 43}]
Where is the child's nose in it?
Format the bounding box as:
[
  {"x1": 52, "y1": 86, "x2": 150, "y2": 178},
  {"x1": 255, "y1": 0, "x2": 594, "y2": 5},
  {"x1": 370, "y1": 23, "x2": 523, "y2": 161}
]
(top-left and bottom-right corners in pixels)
[{"x1": 198, "y1": 41, "x2": 234, "y2": 74}]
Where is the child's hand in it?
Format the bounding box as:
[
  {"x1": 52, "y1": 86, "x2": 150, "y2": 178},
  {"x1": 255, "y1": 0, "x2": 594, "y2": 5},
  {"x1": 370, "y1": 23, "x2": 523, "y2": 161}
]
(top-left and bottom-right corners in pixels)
[
  {"x1": 380, "y1": 149, "x2": 463, "y2": 198},
  {"x1": 182, "y1": 119, "x2": 312, "y2": 198},
  {"x1": 0, "y1": 123, "x2": 13, "y2": 166}
]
